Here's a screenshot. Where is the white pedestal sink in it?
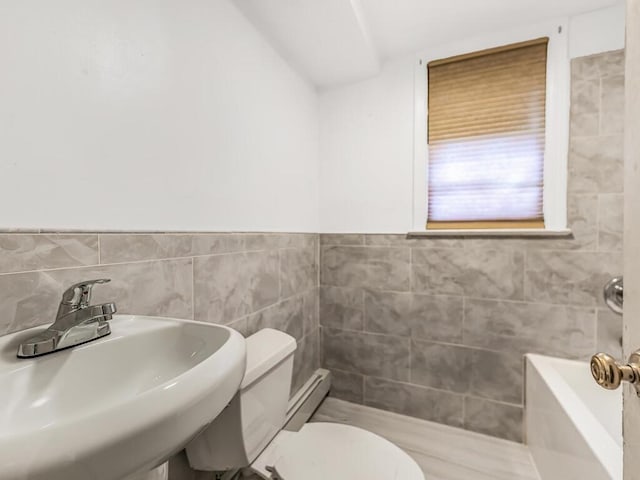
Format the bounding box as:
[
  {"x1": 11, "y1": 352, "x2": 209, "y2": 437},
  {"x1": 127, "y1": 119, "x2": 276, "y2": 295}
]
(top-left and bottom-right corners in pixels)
[{"x1": 0, "y1": 315, "x2": 246, "y2": 480}]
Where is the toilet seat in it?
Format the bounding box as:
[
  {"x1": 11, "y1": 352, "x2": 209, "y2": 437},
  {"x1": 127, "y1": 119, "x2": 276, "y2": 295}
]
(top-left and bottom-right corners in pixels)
[{"x1": 250, "y1": 422, "x2": 424, "y2": 480}]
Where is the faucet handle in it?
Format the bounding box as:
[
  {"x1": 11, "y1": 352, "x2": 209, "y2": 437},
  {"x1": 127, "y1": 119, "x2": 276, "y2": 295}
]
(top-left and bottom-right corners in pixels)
[{"x1": 61, "y1": 279, "x2": 111, "y2": 308}]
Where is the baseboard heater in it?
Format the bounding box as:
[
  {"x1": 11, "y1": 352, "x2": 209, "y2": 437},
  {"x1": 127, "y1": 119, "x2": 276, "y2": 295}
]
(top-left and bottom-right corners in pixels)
[
  {"x1": 284, "y1": 368, "x2": 332, "y2": 431},
  {"x1": 220, "y1": 369, "x2": 332, "y2": 480}
]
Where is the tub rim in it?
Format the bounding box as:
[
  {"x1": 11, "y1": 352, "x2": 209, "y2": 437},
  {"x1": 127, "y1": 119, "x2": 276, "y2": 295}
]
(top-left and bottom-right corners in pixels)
[{"x1": 525, "y1": 353, "x2": 621, "y2": 480}]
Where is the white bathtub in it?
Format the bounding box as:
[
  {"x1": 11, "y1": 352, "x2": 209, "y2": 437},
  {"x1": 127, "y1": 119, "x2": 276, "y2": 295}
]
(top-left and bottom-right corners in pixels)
[{"x1": 525, "y1": 354, "x2": 622, "y2": 480}]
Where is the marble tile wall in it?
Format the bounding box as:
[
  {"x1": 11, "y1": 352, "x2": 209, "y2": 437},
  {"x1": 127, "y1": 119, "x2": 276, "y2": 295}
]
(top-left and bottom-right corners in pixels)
[
  {"x1": 0, "y1": 232, "x2": 320, "y2": 478},
  {"x1": 319, "y1": 50, "x2": 625, "y2": 443},
  {"x1": 0, "y1": 232, "x2": 320, "y2": 393}
]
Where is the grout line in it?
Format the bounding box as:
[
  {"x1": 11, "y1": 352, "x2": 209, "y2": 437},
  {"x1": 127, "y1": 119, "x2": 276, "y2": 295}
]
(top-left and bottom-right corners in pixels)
[
  {"x1": 409, "y1": 246, "x2": 413, "y2": 292},
  {"x1": 596, "y1": 194, "x2": 601, "y2": 252},
  {"x1": 593, "y1": 308, "x2": 599, "y2": 350},
  {"x1": 328, "y1": 367, "x2": 523, "y2": 409},
  {"x1": 324, "y1": 320, "x2": 562, "y2": 347},
  {"x1": 0, "y1": 245, "x2": 318, "y2": 277},
  {"x1": 523, "y1": 360, "x2": 528, "y2": 445},
  {"x1": 0, "y1": 257, "x2": 195, "y2": 277},
  {"x1": 223, "y1": 287, "x2": 317, "y2": 327},
  {"x1": 461, "y1": 394, "x2": 466, "y2": 425},
  {"x1": 522, "y1": 249, "x2": 527, "y2": 299},
  {"x1": 598, "y1": 76, "x2": 603, "y2": 135},
  {"x1": 191, "y1": 259, "x2": 195, "y2": 320},
  {"x1": 320, "y1": 285, "x2": 600, "y2": 310},
  {"x1": 408, "y1": 339, "x2": 413, "y2": 384},
  {"x1": 360, "y1": 289, "x2": 366, "y2": 332},
  {"x1": 0, "y1": 238, "x2": 596, "y2": 280},
  {"x1": 461, "y1": 296, "x2": 466, "y2": 343},
  {"x1": 278, "y1": 249, "x2": 283, "y2": 301}
]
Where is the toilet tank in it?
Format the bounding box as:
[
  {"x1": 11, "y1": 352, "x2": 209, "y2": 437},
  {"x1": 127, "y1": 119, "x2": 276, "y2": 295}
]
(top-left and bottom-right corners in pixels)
[{"x1": 186, "y1": 328, "x2": 296, "y2": 471}]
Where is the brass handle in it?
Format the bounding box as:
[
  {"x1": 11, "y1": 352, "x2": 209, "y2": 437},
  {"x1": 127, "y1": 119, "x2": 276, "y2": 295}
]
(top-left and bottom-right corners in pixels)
[{"x1": 591, "y1": 352, "x2": 640, "y2": 394}]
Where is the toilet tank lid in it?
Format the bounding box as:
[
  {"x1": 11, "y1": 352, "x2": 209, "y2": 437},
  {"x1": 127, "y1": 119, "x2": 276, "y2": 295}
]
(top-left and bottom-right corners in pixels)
[{"x1": 241, "y1": 328, "x2": 297, "y2": 389}]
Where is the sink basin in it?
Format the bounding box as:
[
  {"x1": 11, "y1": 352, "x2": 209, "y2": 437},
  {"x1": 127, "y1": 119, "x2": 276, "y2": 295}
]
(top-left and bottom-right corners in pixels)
[{"x1": 0, "y1": 315, "x2": 246, "y2": 480}]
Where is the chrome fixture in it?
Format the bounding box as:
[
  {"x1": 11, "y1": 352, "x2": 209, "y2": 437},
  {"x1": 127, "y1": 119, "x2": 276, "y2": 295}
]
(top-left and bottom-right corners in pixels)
[
  {"x1": 266, "y1": 465, "x2": 285, "y2": 479},
  {"x1": 591, "y1": 351, "x2": 640, "y2": 396},
  {"x1": 17, "y1": 279, "x2": 117, "y2": 358},
  {"x1": 604, "y1": 276, "x2": 623, "y2": 315}
]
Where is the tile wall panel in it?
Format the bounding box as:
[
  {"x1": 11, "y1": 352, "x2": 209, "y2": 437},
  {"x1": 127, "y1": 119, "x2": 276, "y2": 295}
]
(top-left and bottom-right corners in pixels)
[
  {"x1": 0, "y1": 232, "x2": 320, "y2": 478},
  {"x1": 319, "y1": 50, "x2": 625, "y2": 443}
]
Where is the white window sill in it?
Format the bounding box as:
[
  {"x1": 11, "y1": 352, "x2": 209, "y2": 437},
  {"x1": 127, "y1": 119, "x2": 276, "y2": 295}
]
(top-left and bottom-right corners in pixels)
[{"x1": 408, "y1": 229, "x2": 573, "y2": 238}]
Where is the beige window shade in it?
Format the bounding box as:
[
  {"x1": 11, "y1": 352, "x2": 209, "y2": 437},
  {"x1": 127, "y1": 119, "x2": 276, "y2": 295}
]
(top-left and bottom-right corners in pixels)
[{"x1": 427, "y1": 38, "x2": 548, "y2": 230}]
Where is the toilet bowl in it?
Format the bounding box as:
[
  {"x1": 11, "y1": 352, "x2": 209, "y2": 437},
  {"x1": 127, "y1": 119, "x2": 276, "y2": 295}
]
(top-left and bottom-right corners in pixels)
[
  {"x1": 251, "y1": 422, "x2": 423, "y2": 479},
  {"x1": 185, "y1": 329, "x2": 423, "y2": 480}
]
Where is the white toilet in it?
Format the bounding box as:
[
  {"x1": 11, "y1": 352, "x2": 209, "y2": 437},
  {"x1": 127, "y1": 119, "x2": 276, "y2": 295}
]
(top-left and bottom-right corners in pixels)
[{"x1": 185, "y1": 328, "x2": 424, "y2": 480}]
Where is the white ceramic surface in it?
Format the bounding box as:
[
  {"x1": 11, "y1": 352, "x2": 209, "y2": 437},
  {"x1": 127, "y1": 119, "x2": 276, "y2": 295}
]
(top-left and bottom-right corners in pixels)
[
  {"x1": 251, "y1": 422, "x2": 424, "y2": 480},
  {"x1": 525, "y1": 354, "x2": 621, "y2": 480},
  {"x1": 186, "y1": 328, "x2": 296, "y2": 471},
  {"x1": 124, "y1": 462, "x2": 168, "y2": 480},
  {"x1": 0, "y1": 315, "x2": 246, "y2": 480}
]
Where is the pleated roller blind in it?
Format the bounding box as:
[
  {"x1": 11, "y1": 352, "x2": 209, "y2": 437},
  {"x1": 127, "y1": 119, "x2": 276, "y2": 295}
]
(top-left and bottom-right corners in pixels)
[{"x1": 427, "y1": 38, "x2": 548, "y2": 229}]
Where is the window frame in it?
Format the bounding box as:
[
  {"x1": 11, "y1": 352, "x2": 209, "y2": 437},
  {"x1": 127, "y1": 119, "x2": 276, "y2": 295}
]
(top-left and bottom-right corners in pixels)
[{"x1": 411, "y1": 20, "x2": 571, "y2": 236}]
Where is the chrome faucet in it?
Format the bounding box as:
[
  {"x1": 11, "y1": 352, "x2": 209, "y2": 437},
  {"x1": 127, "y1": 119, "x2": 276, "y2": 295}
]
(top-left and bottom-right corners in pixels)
[{"x1": 17, "y1": 279, "x2": 117, "y2": 358}]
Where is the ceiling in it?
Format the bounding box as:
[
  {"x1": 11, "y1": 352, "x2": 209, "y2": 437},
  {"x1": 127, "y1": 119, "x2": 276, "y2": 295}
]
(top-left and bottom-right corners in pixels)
[{"x1": 233, "y1": 0, "x2": 622, "y2": 89}]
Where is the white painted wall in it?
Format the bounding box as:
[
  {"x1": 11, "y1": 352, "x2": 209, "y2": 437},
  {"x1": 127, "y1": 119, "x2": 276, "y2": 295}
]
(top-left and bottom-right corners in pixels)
[
  {"x1": 233, "y1": 0, "x2": 619, "y2": 88},
  {"x1": 360, "y1": 0, "x2": 620, "y2": 60},
  {"x1": 0, "y1": 0, "x2": 319, "y2": 232},
  {"x1": 319, "y1": 7, "x2": 626, "y2": 233},
  {"x1": 319, "y1": 56, "x2": 415, "y2": 233},
  {"x1": 569, "y1": 4, "x2": 626, "y2": 58},
  {"x1": 232, "y1": 0, "x2": 381, "y2": 89}
]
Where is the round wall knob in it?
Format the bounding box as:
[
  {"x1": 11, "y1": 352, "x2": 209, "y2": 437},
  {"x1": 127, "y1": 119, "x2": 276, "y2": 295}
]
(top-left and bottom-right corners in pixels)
[
  {"x1": 591, "y1": 353, "x2": 623, "y2": 389},
  {"x1": 603, "y1": 276, "x2": 623, "y2": 315}
]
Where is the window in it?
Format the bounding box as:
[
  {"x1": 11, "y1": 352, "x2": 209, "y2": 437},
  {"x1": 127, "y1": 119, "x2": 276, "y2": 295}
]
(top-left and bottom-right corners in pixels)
[
  {"x1": 412, "y1": 23, "x2": 570, "y2": 235},
  {"x1": 427, "y1": 39, "x2": 548, "y2": 230}
]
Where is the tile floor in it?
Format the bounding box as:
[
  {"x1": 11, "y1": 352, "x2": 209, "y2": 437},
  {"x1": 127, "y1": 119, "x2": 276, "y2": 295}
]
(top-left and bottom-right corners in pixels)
[{"x1": 311, "y1": 397, "x2": 541, "y2": 480}]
